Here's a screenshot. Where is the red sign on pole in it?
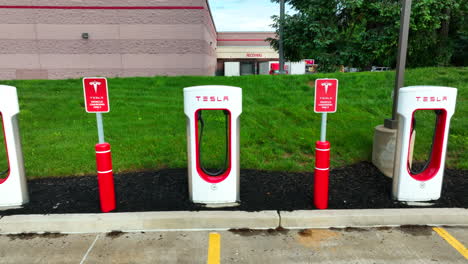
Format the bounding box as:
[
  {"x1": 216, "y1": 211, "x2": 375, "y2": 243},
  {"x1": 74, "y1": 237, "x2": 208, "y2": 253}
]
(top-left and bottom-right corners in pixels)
[
  {"x1": 314, "y1": 79, "x2": 338, "y2": 113},
  {"x1": 83, "y1": 77, "x2": 110, "y2": 113}
]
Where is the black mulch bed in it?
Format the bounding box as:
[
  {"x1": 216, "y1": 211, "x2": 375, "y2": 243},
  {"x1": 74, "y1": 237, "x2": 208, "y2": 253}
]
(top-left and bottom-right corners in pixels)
[{"x1": 1, "y1": 162, "x2": 467, "y2": 216}]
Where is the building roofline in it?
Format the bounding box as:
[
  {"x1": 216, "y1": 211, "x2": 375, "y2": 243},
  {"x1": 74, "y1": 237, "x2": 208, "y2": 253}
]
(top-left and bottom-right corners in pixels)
[
  {"x1": 205, "y1": 0, "x2": 217, "y2": 35},
  {"x1": 217, "y1": 31, "x2": 276, "y2": 34}
]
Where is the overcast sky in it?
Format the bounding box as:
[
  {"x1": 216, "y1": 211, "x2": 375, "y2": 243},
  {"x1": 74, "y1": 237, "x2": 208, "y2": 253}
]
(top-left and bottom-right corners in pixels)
[{"x1": 208, "y1": 0, "x2": 294, "y2": 32}]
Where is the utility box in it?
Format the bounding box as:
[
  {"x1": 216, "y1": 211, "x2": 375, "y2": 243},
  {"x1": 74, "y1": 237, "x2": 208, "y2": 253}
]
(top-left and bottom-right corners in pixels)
[
  {"x1": 224, "y1": 62, "x2": 240, "y2": 77},
  {"x1": 0, "y1": 85, "x2": 28, "y2": 207},
  {"x1": 392, "y1": 86, "x2": 457, "y2": 201},
  {"x1": 184, "y1": 86, "x2": 242, "y2": 205},
  {"x1": 286, "y1": 61, "x2": 306, "y2": 75}
]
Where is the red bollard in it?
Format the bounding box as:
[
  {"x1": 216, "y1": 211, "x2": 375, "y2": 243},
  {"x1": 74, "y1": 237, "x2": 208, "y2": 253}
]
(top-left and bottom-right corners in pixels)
[
  {"x1": 95, "y1": 143, "x2": 116, "y2": 213},
  {"x1": 314, "y1": 141, "x2": 330, "y2": 209}
]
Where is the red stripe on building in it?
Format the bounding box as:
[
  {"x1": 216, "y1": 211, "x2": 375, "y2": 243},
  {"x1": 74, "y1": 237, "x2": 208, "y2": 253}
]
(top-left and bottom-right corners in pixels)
[
  {"x1": 0, "y1": 6, "x2": 204, "y2": 10},
  {"x1": 217, "y1": 39, "x2": 266, "y2": 41}
]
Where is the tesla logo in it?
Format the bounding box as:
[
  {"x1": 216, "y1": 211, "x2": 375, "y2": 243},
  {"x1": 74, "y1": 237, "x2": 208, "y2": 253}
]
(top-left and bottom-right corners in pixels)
[
  {"x1": 196, "y1": 96, "x2": 229, "y2": 102},
  {"x1": 416, "y1": 96, "x2": 447, "y2": 102},
  {"x1": 89, "y1": 81, "x2": 101, "y2": 93},
  {"x1": 321, "y1": 82, "x2": 333, "y2": 94}
]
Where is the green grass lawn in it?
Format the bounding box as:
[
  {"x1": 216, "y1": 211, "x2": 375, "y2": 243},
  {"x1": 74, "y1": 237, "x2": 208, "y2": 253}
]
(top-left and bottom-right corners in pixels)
[{"x1": 0, "y1": 67, "x2": 466, "y2": 179}]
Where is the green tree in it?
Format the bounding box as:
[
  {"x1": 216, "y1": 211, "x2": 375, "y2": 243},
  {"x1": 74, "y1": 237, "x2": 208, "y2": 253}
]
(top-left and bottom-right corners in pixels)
[{"x1": 269, "y1": 0, "x2": 465, "y2": 72}]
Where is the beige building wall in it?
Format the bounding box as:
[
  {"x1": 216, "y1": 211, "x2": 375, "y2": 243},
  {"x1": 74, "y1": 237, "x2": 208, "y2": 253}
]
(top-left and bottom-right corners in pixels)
[
  {"x1": 217, "y1": 46, "x2": 279, "y2": 60},
  {"x1": 217, "y1": 32, "x2": 275, "y2": 47},
  {"x1": 216, "y1": 32, "x2": 278, "y2": 60},
  {"x1": 0, "y1": 0, "x2": 217, "y2": 80},
  {"x1": 216, "y1": 32, "x2": 278, "y2": 75}
]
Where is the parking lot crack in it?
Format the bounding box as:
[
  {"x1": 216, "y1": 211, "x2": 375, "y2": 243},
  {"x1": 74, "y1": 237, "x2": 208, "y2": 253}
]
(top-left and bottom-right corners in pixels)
[{"x1": 277, "y1": 210, "x2": 282, "y2": 229}]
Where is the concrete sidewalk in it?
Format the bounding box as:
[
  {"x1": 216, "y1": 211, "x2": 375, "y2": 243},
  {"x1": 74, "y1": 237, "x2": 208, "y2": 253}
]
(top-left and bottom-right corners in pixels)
[
  {"x1": 1, "y1": 208, "x2": 467, "y2": 234},
  {"x1": 0, "y1": 226, "x2": 467, "y2": 263}
]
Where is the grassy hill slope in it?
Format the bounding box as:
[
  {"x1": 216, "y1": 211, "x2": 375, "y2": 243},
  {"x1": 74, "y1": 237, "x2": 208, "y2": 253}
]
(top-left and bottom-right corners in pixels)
[{"x1": 0, "y1": 67, "x2": 466, "y2": 178}]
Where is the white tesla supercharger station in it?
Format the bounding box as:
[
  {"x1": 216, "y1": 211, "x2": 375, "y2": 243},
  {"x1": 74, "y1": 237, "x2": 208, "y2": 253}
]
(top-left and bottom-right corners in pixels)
[
  {"x1": 392, "y1": 86, "x2": 457, "y2": 201},
  {"x1": 0, "y1": 85, "x2": 29, "y2": 207},
  {"x1": 184, "y1": 86, "x2": 242, "y2": 205}
]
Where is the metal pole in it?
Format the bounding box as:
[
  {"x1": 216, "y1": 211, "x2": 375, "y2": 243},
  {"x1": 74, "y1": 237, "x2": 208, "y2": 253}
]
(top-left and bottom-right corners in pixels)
[
  {"x1": 320, "y1": 113, "x2": 327, "y2": 142},
  {"x1": 96, "y1": 113, "x2": 105, "y2": 144},
  {"x1": 385, "y1": 0, "x2": 412, "y2": 129},
  {"x1": 279, "y1": 0, "x2": 285, "y2": 74}
]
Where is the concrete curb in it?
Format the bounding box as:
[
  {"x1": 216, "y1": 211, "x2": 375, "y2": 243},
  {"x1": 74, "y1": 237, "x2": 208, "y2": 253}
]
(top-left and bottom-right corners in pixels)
[
  {"x1": 0, "y1": 208, "x2": 466, "y2": 234},
  {"x1": 280, "y1": 208, "x2": 468, "y2": 229},
  {"x1": 0, "y1": 211, "x2": 279, "y2": 234}
]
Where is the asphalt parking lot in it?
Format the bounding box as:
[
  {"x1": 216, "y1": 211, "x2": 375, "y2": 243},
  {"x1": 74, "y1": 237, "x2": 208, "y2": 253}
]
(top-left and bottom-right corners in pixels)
[{"x1": 0, "y1": 226, "x2": 466, "y2": 263}]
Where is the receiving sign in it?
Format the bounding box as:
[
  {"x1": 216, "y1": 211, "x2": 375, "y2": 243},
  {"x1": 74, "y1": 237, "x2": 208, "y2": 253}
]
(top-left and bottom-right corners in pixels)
[
  {"x1": 83, "y1": 77, "x2": 110, "y2": 113},
  {"x1": 314, "y1": 79, "x2": 338, "y2": 113}
]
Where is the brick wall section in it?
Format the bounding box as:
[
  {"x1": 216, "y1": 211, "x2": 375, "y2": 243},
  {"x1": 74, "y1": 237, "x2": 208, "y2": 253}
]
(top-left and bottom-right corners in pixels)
[
  {"x1": 0, "y1": 0, "x2": 217, "y2": 80},
  {"x1": 217, "y1": 32, "x2": 276, "y2": 47}
]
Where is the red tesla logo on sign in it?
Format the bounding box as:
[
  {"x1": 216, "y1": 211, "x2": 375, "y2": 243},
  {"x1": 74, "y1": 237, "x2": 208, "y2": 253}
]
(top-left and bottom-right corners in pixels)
[
  {"x1": 83, "y1": 77, "x2": 110, "y2": 113},
  {"x1": 314, "y1": 79, "x2": 338, "y2": 113}
]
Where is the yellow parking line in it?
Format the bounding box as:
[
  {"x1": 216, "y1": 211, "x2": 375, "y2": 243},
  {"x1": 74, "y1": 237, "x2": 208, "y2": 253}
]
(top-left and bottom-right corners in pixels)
[
  {"x1": 433, "y1": 227, "x2": 468, "y2": 260},
  {"x1": 207, "y1": 232, "x2": 221, "y2": 264}
]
